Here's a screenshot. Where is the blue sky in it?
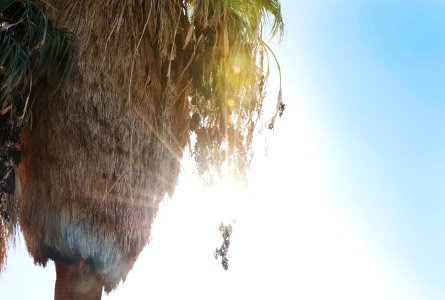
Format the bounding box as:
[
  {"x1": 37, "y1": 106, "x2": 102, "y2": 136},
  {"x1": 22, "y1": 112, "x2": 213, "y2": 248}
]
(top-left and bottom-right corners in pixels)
[
  {"x1": 1, "y1": 0, "x2": 445, "y2": 298},
  {"x1": 280, "y1": 0, "x2": 445, "y2": 297}
]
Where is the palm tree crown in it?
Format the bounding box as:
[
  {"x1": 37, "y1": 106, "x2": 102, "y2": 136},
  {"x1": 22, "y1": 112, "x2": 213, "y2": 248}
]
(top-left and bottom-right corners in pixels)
[{"x1": 0, "y1": 0, "x2": 284, "y2": 295}]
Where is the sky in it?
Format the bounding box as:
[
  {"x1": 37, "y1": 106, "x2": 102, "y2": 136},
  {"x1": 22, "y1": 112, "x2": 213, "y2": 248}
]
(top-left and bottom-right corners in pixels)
[{"x1": 1, "y1": 0, "x2": 445, "y2": 299}]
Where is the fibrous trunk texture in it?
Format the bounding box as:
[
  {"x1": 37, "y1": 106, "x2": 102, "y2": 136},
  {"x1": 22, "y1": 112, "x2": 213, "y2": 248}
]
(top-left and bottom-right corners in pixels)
[
  {"x1": 55, "y1": 259, "x2": 103, "y2": 300},
  {"x1": 18, "y1": 0, "x2": 189, "y2": 293}
]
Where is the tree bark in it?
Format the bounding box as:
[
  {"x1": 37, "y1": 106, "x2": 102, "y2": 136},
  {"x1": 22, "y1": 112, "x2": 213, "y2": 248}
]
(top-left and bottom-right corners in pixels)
[{"x1": 54, "y1": 259, "x2": 103, "y2": 300}]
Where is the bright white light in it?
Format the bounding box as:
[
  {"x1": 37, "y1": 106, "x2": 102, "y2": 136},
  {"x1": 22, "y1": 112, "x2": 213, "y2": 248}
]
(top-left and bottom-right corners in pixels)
[
  {"x1": 104, "y1": 90, "x2": 401, "y2": 300},
  {"x1": 1, "y1": 88, "x2": 405, "y2": 300}
]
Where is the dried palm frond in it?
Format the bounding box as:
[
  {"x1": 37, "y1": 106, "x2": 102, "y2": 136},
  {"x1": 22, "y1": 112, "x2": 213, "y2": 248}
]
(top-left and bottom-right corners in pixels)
[
  {"x1": 0, "y1": 0, "x2": 76, "y2": 272},
  {"x1": 0, "y1": 193, "x2": 18, "y2": 272},
  {"x1": 183, "y1": 0, "x2": 284, "y2": 183},
  {"x1": 1, "y1": 0, "x2": 284, "y2": 289},
  {"x1": 0, "y1": 0, "x2": 76, "y2": 119},
  {"x1": 1, "y1": 0, "x2": 283, "y2": 193}
]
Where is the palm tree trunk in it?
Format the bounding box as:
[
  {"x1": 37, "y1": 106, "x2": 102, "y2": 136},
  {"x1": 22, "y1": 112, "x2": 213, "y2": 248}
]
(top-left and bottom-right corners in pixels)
[{"x1": 54, "y1": 259, "x2": 102, "y2": 300}]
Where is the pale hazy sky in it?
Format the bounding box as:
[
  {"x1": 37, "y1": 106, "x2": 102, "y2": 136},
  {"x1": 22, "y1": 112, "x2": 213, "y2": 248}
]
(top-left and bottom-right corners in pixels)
[{"x1": 1, "y1": 0, "x2": 445, "y2": 299}]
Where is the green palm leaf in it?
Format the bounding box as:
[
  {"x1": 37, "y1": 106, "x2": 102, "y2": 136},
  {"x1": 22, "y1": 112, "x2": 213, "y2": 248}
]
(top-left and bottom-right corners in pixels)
[
  {"x1": 1, "y1": 0, "x2": 76, "y2": 115},
  {"x1": 184, "y1": 0, "x2": 284, "y2": 182}
]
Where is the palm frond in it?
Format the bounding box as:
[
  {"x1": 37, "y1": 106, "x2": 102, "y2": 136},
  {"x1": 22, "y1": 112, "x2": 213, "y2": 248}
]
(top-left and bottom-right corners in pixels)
[
  {"x1": 0, "y1": 0, "x2": 76, "y2": 272},
  {"x1": 184, "y1": 0, "x2": 284, "y2": 182},
  {"x1": 0, "y1": 32, "x2": 29, "y2": 95},
  {"x1": 0, "y1": 0, "x2": 76, "y2": 114}
]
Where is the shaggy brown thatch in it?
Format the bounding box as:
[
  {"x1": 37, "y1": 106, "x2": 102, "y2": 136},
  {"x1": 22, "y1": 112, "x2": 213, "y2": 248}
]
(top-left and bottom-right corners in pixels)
[
  {"x1": 1, "y1": 0, "x2": 284, "y2": 294},
  {"x1": 1, "y1": 0, "x2": 76, "y2": 271},
  {"x1": 0, "y1": 193, "x2": 18, "y2": 271},
  {"x1": 18, "y1": 0, "x2": 189, "y2": 291}
]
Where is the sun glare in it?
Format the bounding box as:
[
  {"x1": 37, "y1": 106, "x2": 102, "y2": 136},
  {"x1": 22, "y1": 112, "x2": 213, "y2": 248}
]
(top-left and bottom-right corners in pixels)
[{"x1": 104, "y1": 60, "x2": 401, "y2": 300}]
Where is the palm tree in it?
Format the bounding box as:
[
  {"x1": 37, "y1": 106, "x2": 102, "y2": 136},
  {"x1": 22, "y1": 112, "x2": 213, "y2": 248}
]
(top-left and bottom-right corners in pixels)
[{"x1": 1, "y1": 1, "x2": 283, "y2": 299}]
